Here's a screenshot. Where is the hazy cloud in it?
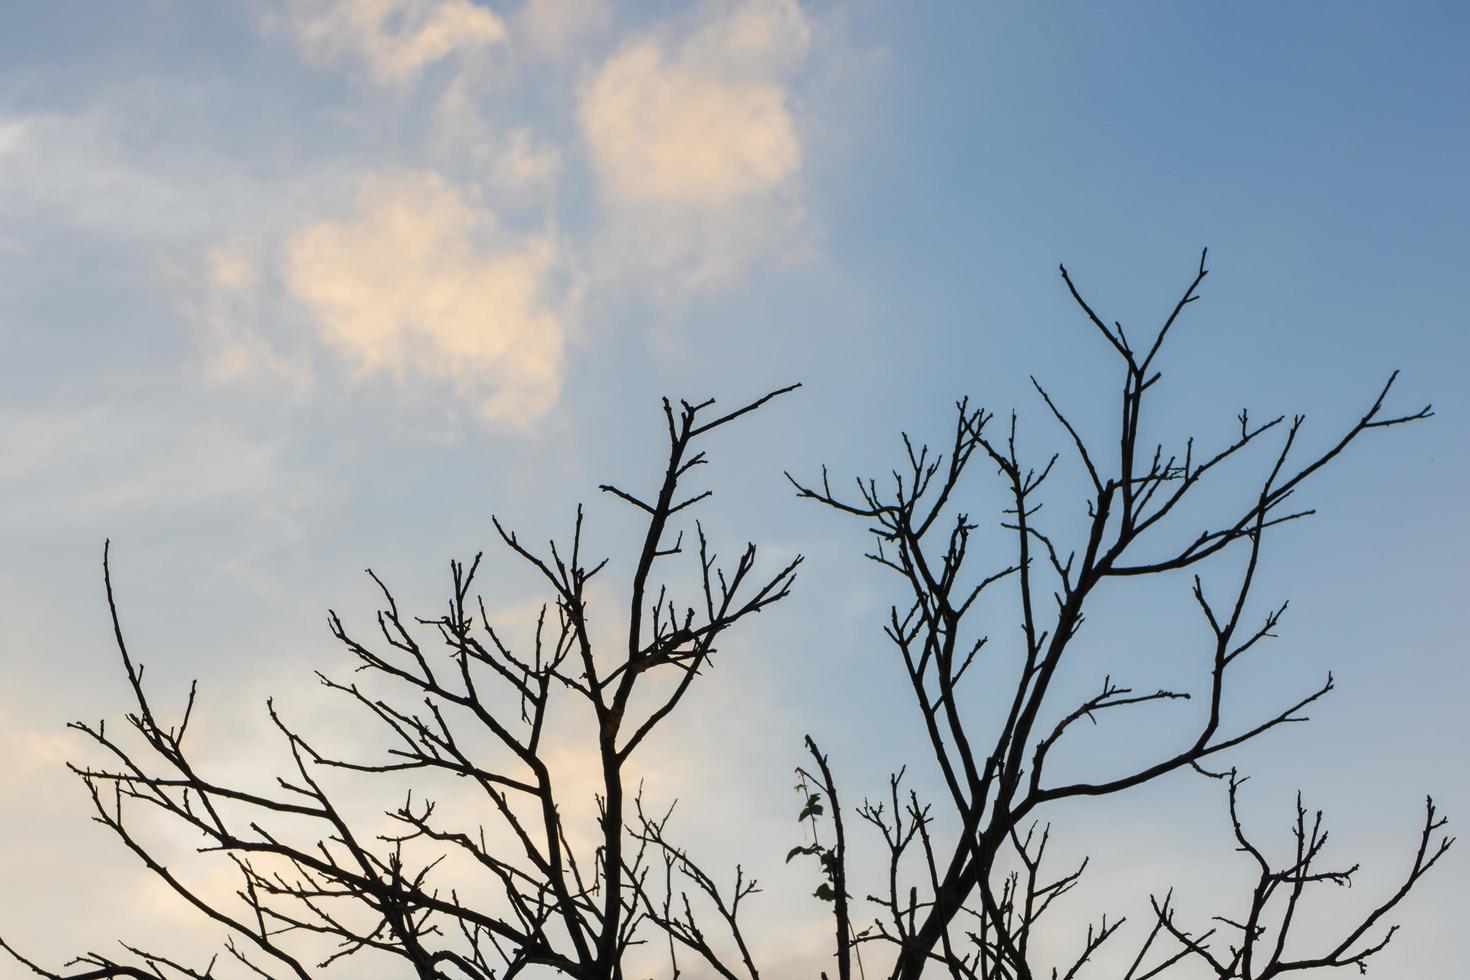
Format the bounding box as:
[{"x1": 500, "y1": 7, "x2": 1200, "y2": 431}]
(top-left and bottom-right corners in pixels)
[
  {"x1": 0, "y1": 110, "x2": 197, "y2": 238},
  {"x1": 429, "y1": 72, "x2": 563, "y2": 206},
  {"x1": 198, "y1": 240, "x2": 316, "y2": 395},
  {"x1": 488, "y1": 127, "x2": 564, "y2": 196},
  {"x1": 516, "y1": 0, "x2": 611, "y2": 61},
  {"x1": 278, "y1": 0, "x2": 508, "y2": 84},
  {"x1": 0, "y1": 403, "x2": 319, "y2": 601}
]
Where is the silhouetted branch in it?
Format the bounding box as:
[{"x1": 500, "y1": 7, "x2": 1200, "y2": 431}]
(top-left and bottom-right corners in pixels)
[
  {"x1": 794, "y1": 252, "x2": 1441, "y2": 980},
  {"x1": 6, "y1": 388, "x2": 800, "y2": 980}
]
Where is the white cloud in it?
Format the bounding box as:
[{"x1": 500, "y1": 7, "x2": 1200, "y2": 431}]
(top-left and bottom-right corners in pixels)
[
  {"x1": 0, "y1": 399, "x2": 321, "y2": 597},
  {"x1": 0, "y1": 410, "x2": 290, "y2": 517},
  {"x1": 0, "y1": 110, "x2": 199, "y2": 238},
  {"x1": 279, "y1": 0, "x2": 508, "y2": 84},
  {"x1": 284, "y1": 172, "x2": 566, "y2": 427},
  {"x1": 578, "y1": 0, "x2": 813, "y2": 293}
]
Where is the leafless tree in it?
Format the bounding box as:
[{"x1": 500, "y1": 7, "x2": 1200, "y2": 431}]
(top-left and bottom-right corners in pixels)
[
  {"x1": 1, "y1": 255, "x2": 1451, "y2": 980},
  {"x1": 0, "y1": 387, "x2": 802, "y2": 980},
  {"x1": 1131, "y1": 766, "x2": 1451, "y2": 980},
  {"x1": 788, "y1": 250, "x2": 1450, "y2": 980}
]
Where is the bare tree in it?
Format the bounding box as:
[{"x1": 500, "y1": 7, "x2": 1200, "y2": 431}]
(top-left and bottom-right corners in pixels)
[
  {"x1": 788, "y1": 250, "x2": 1450, "y2": 980},
  {"x1": 0, "y1": 387, "x2": 801, "y2": 980},
  {"x1": 1130, "y1": 767, "x2": 1451, "y2": 980},
  {"x1": 1, "y1": 255, "x2": 1451, "y2": 980}
]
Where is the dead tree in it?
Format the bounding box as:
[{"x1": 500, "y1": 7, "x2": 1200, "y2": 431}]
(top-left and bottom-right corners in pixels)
[
  {"x1": 1128, "y1": 767, "x2": 1452, "y2": 980},
  {"x1": 789, "y1": 250, "x2": 1450, "y2": 979},
  {"x1": 1, "y1": 256, "x2": 1450, "y2": 980},
  {"x1": 0, "y1": 387, "x2": 801, "y2": 980}
]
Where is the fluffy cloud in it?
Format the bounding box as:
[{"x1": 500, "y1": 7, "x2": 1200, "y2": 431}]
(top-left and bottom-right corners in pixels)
[
  {"x1": 579, "y1": 0, "x2": 813, "y2": 292},
  {"x1": 279, "y1": 0, "x2": 507, "y2": 84},
  {"x1": 582, "y1": 44, "x2": 799, "y2": 208},
  {"x1": 580, "y1": 0, "x2": 808, "y2": 208},
  {"x1": 284, "y1": 173, "x2": 566, "y2": 427}
]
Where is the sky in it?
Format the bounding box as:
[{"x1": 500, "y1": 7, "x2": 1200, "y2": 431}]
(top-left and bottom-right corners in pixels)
[{"x1": 1, "y1": 1, "x2": 1467, "y2": 977}]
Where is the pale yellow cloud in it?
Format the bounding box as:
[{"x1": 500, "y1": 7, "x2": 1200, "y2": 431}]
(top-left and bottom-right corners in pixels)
[
  {"x1": 280, "y1": 0, "x2": 507, "y2": 84},
  {"x1": 583, "y1": 43, "x2": 799, "y2": 207},
  {"x1": 580, "y1": 0, "x2": 808, "y2": 208},
  {"x1": 284, "y1": 172, "x2": 565, "y2": 427},
  {"x1": 578, "y1": 0, "x2": 813, "y2": 294}
]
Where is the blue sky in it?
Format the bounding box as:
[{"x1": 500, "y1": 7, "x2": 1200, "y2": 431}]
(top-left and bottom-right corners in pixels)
[{"x1": 1, "y1": 2, "x2": 1466, "y2": 977}]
